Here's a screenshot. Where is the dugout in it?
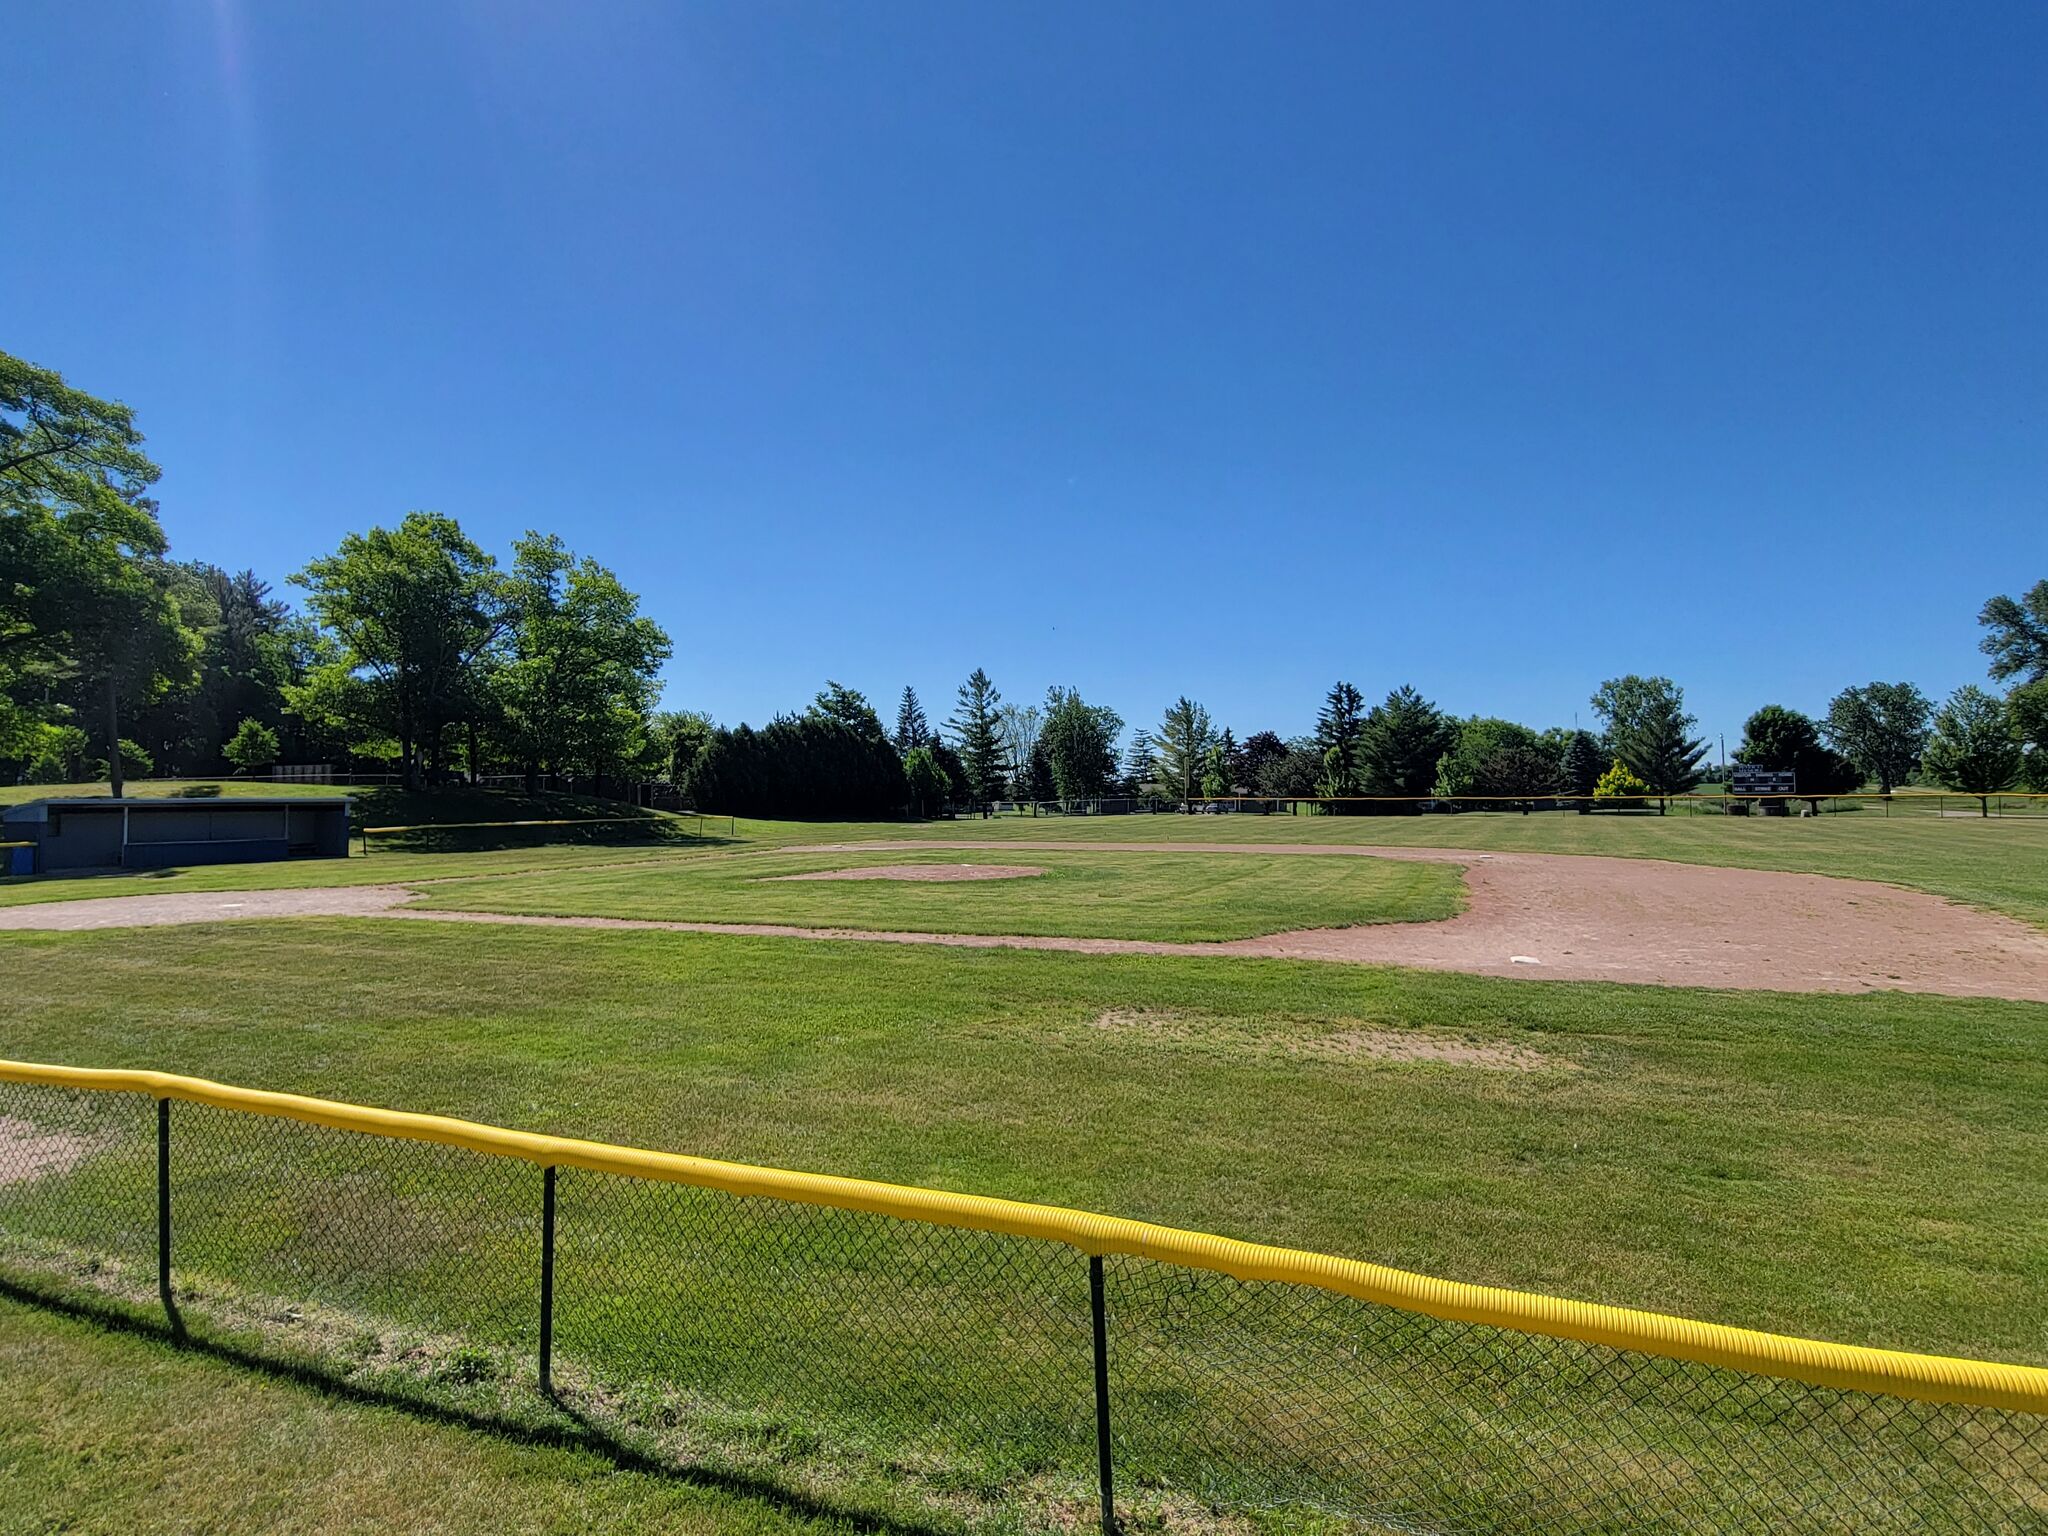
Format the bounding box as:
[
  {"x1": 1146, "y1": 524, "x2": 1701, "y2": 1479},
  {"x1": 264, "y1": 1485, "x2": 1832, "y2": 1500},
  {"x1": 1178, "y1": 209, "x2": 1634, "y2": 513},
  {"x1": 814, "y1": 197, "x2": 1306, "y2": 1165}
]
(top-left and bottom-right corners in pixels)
[{"x1": 0, "y1": 797, "x2": 351, "y2": 874}]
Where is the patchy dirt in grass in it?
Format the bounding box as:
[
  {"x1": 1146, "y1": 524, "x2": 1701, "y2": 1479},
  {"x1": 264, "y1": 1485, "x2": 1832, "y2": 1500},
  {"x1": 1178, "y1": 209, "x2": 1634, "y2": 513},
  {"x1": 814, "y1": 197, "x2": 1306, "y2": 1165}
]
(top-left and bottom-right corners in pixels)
[
  {"x1": 5, "y1": 843, "x2": 2048, "y2": 1002},
  {"x1": 0, "y1": 1116, "x2": 98, "y2": 1185},
  {"x1": 1089, "y1": 1008, "x2": 1561, "y2": 1070},
  {"x1": 0, "y1": 884, "x2": 418, "y2": 929},
  {"x1": 762, "y1": 863, "x2": 1048, "y2": 884}
]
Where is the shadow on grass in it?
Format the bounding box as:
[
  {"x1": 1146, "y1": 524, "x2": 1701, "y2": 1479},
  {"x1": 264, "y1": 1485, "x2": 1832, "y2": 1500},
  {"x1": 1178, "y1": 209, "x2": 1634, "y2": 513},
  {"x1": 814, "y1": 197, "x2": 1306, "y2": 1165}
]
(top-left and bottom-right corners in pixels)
[
  {"x1": 0, "y1": 1275, "x2": 961, "y2": 1536},
  {"x1": 364, "y1": 828, "x2": 744, "y2": 857}
]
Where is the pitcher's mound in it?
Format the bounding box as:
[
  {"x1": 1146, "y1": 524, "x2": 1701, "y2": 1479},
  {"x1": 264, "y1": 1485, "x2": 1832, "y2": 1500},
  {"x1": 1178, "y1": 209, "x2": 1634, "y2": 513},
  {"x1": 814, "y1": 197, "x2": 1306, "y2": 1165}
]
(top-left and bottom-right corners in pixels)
[{"x1": 765, "y1": 863, "x2": 1047, "y2": 884}]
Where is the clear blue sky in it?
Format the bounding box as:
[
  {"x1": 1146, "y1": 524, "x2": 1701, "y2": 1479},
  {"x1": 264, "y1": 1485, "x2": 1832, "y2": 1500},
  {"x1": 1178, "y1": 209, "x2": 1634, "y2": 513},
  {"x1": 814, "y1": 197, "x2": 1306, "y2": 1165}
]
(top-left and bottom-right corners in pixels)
[{"x1": 7, "y1": 2, "x2": 2044, "y2": 754}]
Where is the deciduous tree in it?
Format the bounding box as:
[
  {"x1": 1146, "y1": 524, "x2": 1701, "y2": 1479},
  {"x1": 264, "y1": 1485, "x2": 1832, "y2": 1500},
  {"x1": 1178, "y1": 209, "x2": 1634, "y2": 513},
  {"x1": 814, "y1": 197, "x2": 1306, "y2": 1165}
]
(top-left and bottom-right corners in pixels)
[
  {"x1": 1434, "y1": 717, "x2": 1556, "y2": 802},
  {"x1": 1821, "y1": 682, "x2": 1930, "y2": 795},
  {"x1": 2010, "y1": 681, "x2": 2048, "y2": 791},
  {"x1": 1041, "y1": 686, "x2": 1122, "y2": 800},
  {"x1": 222, "y1": 718, "x2": 280, "y2": 773},
  {"x1": 292, "y1": 513, "x2": 509, "y2": 790},
  {"x1": 1735, "y1": 704, "x2": 1860, "y2": 807},
  {"x1": 1, "y1": 351, "x2": 200, "y2": 791},
  {"x1": 1922, "y1": 685, "x2": 2021, "y2": 815},
  {"x1": 903, "y1": 745, "x2": 951, "y2": 817},
  {"x1": 498, "y1": 532, "x2": 671, "y2": 788},
  {"x1": 1978, "y1": 579, "x2": 2048, "y2": 684}
]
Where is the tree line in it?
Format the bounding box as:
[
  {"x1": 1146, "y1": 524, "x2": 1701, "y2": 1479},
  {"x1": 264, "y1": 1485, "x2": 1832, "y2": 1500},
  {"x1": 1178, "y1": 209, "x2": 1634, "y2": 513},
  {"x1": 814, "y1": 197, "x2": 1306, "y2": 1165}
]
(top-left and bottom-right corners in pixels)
[
  {"x1": 3, "y1": 349, "x2": 672, "y2": 794},
  {"x1": 6, "y1": 346, "x2": 2045, "y2": 814}
]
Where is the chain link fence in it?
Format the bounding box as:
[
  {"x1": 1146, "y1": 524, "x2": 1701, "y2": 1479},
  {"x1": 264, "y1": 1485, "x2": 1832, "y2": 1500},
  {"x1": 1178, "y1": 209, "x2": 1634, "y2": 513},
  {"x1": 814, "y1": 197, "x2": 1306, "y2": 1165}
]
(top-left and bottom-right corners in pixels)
[{"x1": 2, "y1": 1066, "x2": 2043, "y2": 1534}]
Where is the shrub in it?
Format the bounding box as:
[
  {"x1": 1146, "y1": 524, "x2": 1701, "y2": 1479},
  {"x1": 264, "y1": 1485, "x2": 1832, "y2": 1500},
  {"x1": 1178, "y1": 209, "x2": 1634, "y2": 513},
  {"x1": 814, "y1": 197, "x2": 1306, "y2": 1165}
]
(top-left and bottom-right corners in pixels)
[{"x1": 1592, "y1": 758, "x2": 1649, "y2": 811}]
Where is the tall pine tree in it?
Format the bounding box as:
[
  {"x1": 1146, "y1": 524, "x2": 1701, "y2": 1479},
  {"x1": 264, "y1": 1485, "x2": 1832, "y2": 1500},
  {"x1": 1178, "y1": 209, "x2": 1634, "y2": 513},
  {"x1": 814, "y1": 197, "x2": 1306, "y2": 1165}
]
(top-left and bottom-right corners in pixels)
[
  {"x1": 893, "y1": 685, "x2": 931, "y2": 755},
  {"x1": 1613, "y1": 690, "x2": 1709, "y2": 812},
  {"x1": 1359, "y1": 685, "x2": 1455, "y2": 803},
  {"x1": 946, "y1": 667, "x2": 1005, "y2": 803},
  {"x1": 1314, "y1": 681, "x2": 1366, "y2": 800}
]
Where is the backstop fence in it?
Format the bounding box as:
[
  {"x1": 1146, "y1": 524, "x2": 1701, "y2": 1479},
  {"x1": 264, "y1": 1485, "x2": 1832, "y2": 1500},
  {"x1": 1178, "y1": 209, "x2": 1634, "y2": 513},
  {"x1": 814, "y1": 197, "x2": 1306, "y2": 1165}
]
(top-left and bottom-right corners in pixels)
[{"x1": 1, "y1": 1059, "x2": 2043, "y2": 1534}]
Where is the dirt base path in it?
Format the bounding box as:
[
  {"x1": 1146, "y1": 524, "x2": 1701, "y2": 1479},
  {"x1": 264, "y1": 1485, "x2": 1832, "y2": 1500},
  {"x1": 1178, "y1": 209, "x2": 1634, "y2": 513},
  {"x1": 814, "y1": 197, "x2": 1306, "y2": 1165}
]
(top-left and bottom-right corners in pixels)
[{"x1": 4, "y1": 843, "x2": 2048, "y2": 1002}]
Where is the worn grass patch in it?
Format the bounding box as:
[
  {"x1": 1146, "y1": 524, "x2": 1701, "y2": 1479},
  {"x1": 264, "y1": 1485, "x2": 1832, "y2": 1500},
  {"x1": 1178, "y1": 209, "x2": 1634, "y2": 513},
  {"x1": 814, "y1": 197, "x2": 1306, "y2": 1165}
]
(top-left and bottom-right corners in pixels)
[{"x1": 1087, "y1": 1008, "x2": 1565, "y2": 1070}]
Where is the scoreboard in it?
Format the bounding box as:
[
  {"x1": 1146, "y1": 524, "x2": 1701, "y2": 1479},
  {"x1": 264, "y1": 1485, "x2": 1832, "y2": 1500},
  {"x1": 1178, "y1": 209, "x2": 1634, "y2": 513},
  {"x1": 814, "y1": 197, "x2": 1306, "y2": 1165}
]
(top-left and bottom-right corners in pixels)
[{"x1": 1729, "y1": 764, "x2": 1796, "y2": 795}]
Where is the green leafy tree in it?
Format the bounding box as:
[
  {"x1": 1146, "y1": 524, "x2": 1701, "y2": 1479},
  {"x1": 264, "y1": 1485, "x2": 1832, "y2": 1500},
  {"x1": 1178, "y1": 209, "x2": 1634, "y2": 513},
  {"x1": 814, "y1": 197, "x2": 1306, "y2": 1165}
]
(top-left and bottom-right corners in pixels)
[
  {"x1": 648, "y1": 709, "x2": 715, "y2": 784},
  {"x1": 1360, "y1": 686, "x2": 1456, "y2": 805},
  {"x1": 1238, "y1": 731, "x2": 1288, "y2": 790},
  {"x1": 1022, "y1": 738, "x2": 1056, "y2": 801},
  {"x1": 19, "y1": 722, "x2": 89, "y2": 784},
  {"x1": 1591, "y1": 675, "x2": 1682, "y2": 754},
  {"x1": 123, "y1": 565, "x2": 297, "y2": 775},
  {"x1": 1, "y1": 351, "x2": 201, "y2": 792},
  {"x1": 1041, "y1": 686, "x2": 1122, "y2": 800},
  {"x1": 903, "y1": 745, "x2": 951, "y2": 818},
  {"x1": 1434, "y1": 717, "x2": 1556, "y2": 802},
  {"x1": 1596, "y1": 676, "x2": 1707, "y2": 810},
  {"x1": 497, "y1": 532, "x2": 671, "y2": 788},
  {"x1": 929, "y1": 738, "x2": 970, "y2": 802},
  {"x1": 69, "y1": 555, "x2": 204, "y2": 796},
  {"x1": 893, "y1": 686, "x2": 931, "y2": 755},
  {"x1": 222, "y1": 718, "x2": 280, "y2": 773},
  {"x1": 946, "y1": 669, "x2": 1005, "y2": 804},
  {"x1": 1313, "y1": 682, "x2": 1366, "y2": 801},
  {"x1": 1200, "y1": 742, "x2": 1230, "y2": 798},
  {"x1": 1978, "y1": 579, "x2": 2048, "y2": 684},
  {"x1": 292, "y1": 513, "x2": 509, "y2": 790},
  {"x1": 93, "y1": 738, "x2": 154, "y2": 781},
  {"x1": 1821, "y1": 682, "x2": 1931, "y2": 795},
  {"x1": 2010, "y1": 681, "x2": 2048, "y2": 791},
  {"x1": 1256, "y1": 737, "x2": 1324, "y2": 797},
  {"x1": 1152, "y1": 696, "x2": 1217, "y2": 805},
  {"x1": 1922, "y1": 685, "x2": 2021, "y2": 816},
  {"x1": 1735, "y1": 704, "x2": 1860, "y2": 808}
]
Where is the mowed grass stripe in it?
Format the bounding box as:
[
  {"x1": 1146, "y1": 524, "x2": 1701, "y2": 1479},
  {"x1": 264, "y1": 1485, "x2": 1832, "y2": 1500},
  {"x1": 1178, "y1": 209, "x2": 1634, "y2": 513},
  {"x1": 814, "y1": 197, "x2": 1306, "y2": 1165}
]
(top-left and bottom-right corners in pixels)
[
  {"x1": 408, "y1": 849, "x2": 1465, "y2": 942},
  {"x1": 3, "y1": 806, "x2": 2045, "y2": 935}
]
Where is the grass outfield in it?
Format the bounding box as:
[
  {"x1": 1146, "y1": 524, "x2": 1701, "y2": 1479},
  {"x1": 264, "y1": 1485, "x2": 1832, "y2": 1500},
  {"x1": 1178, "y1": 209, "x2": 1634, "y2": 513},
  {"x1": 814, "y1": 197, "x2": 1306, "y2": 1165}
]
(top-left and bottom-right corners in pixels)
[
  {"x1": 2, "y1": 920, "x2": 2042, "y2": 1359},
  {"x1": 0, "y1": 1299, "x2": 848, "y2": 1536},
  {"x1": 3, "y1": 921, "x2": 2046, "y2": 1528},
  {"x1": 411, "y1": 848, "x2": 1464, "y2": 941},
  {"x1": 1, "y1": 795, "x2": 2045, "y2": 931},
  {"x1": 857, "y1": 808, "x2": 2048, "y2": 929}
]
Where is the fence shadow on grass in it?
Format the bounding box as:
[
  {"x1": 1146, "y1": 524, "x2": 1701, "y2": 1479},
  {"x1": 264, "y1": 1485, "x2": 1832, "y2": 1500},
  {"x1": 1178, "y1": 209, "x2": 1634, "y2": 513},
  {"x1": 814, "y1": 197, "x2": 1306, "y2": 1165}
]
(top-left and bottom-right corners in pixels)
[{"x1": 0, "y1": 1274, "x2": 961, "y2": 1536}]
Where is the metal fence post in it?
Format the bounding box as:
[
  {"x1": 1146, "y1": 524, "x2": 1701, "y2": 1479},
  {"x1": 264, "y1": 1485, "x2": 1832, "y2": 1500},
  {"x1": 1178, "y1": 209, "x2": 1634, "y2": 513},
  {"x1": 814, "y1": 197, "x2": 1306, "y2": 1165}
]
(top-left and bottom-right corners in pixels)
[
  {"x1": 156, "y1": 1097, "x2": 181, "y2": 1336},
  {"x1": 539, "y1": 1165, "x2": 558, "y2": 1394},
  {"x1": 1090, "y1": 1254, "x2": 1117, "y2": 1536}
]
